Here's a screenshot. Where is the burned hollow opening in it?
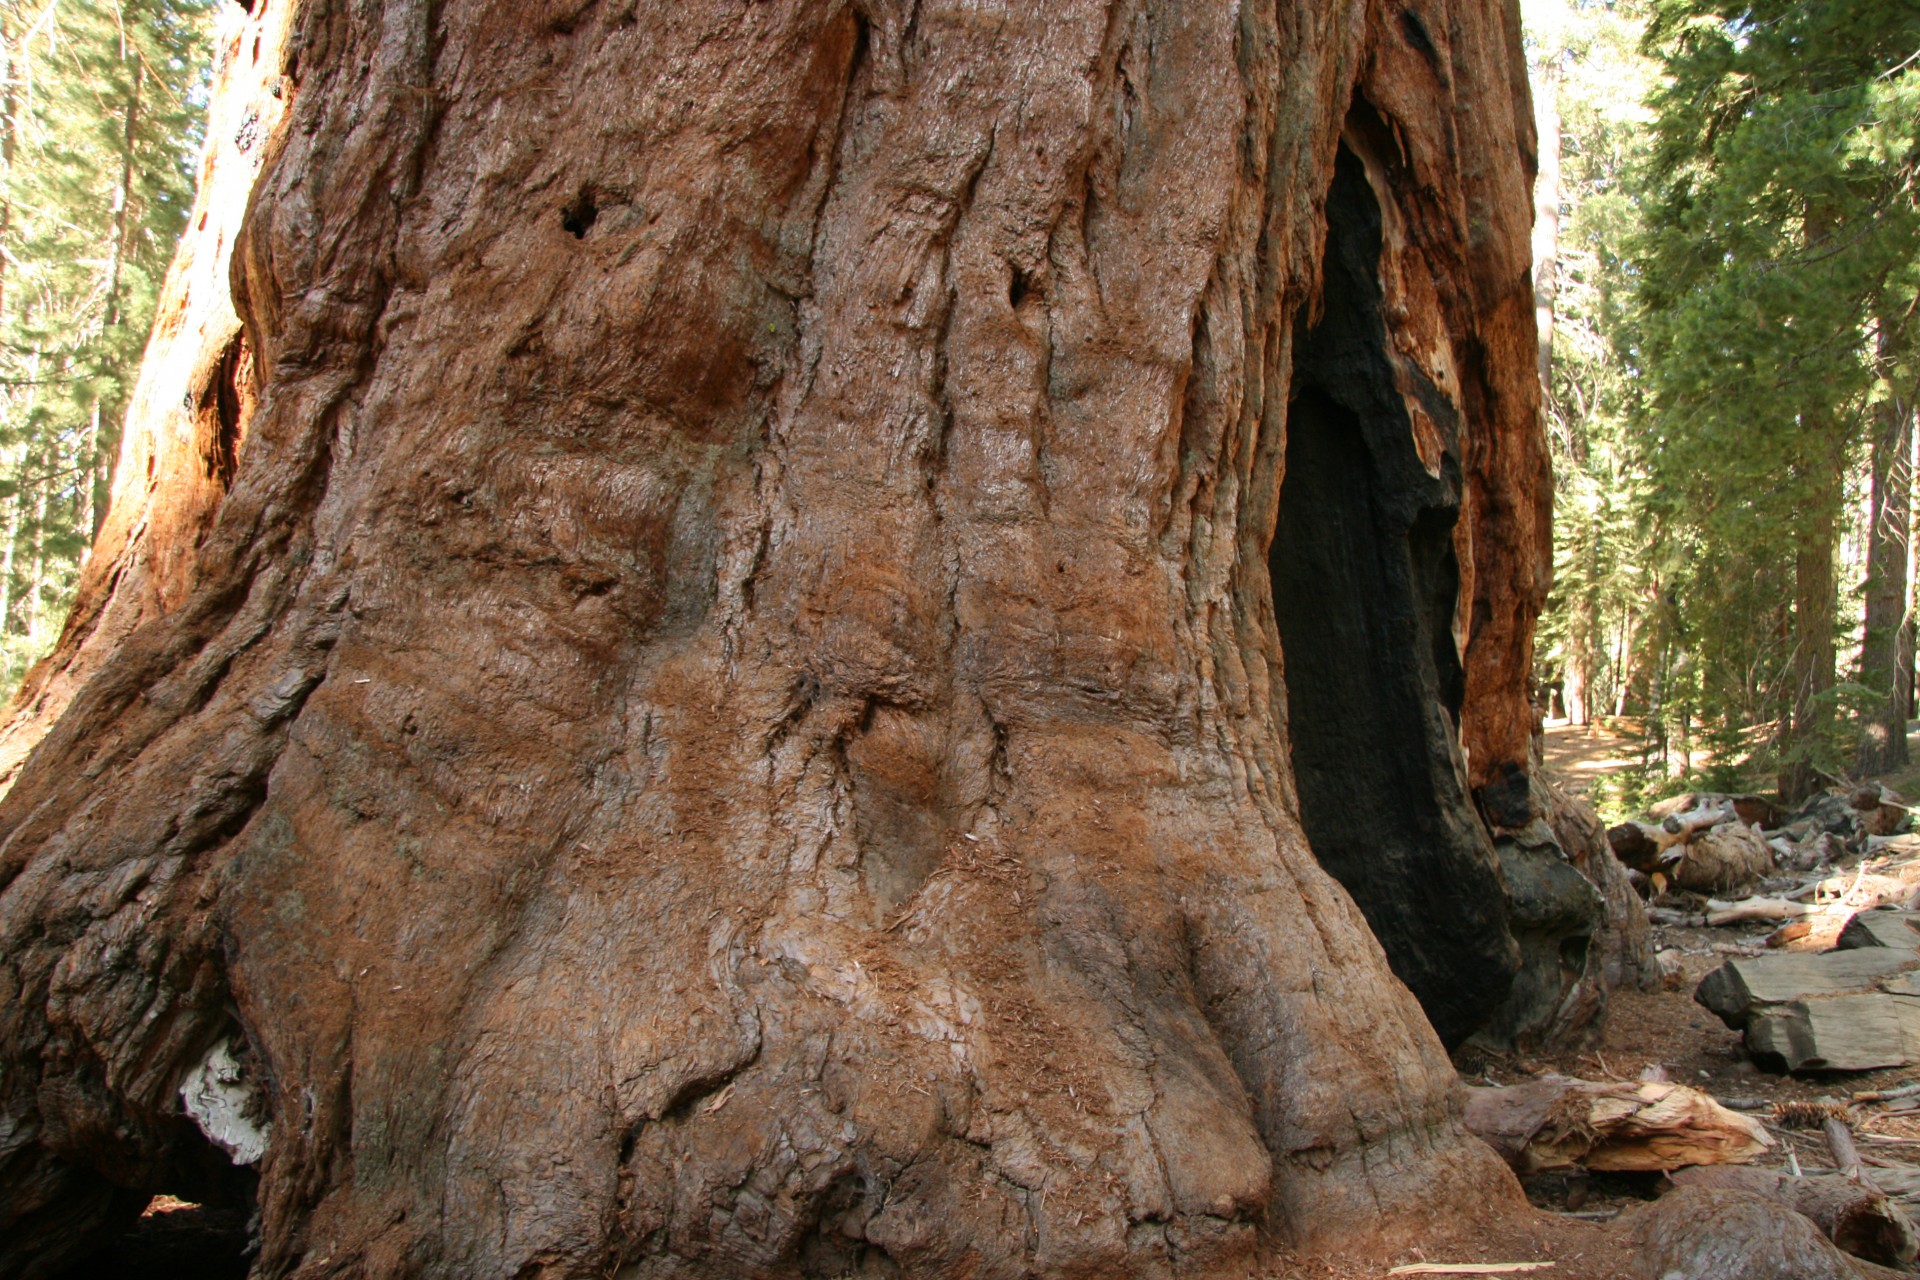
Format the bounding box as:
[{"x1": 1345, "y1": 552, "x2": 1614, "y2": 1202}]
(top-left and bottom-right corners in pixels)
[{"x1": 1270, "y1": 142, "x2": 1517, "y2": 1048}]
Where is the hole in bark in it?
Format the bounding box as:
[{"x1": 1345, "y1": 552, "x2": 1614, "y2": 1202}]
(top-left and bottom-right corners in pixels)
[
  {"x1": 1399, "y1": 11, "x2": 1440, "y2": 66},
  {"x1": 208, "y1": 335, "x2": 252, "y2": 489},
  {"x1": 1269, "y1": 141, "x2": 1515, "y2": 1049},
  {"x1": 50, "y1": 1197, "x2": 253, "y2": 1280},
  {"x1": 794, "y1": 1171, "x2": 898, "y2": 1279},
  {"x1": 561, "y1": 187, "x2": 600, "y2": 238},
  {"x1": 1008, "y1": 266, "x2": 1032, "y2": 309}
]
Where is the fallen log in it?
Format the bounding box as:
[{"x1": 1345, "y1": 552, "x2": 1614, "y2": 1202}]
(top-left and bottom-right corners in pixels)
[
  {"x1": 1839, "y1": 911, "x2": 1920, "y2": 952},
  {"x1": 1673, "y1": 821, "x2": 1775, "y2": 894},
  {"x1": 1649, "y1": 792, "x2": 1784, "y2": 830},
  {"x1": 1636, "y1": 1187, "x2": 1914, "y2": 1279},
  {"x1": 1670, "y1": 1167, "x2": 1920, "y2": 1268},
  {"x1": 1463, "y1": 1077, "x2": 1772, "y2": 1173},
  {"x1": 1696, "y1": 950, "x2": 1920, "y2": 1071},
  {"x1": 1697, "y1": 950, "x2": 1920, "y2": 1022}
]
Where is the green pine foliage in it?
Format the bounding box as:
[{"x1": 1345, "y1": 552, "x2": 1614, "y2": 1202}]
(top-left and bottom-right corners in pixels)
[
  {"x1": 1534, "y1": 0, "x2": 1920, "y2": 806},
  {"x1": 0, "y1": 0, "x2": 213, "y2": 697},
  {"x1": 1629, "y1": 0, "x2": 1920, "y2": 787}
]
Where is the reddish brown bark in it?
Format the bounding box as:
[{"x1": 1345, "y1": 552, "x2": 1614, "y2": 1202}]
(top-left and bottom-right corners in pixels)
[{"x1": 0, "y1": 1, "x2": 1552, "y2": 1276}]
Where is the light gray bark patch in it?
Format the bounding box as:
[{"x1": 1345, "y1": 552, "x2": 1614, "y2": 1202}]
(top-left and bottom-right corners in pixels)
[{"x1": 179, "y1": 1038, "x2": 270, "y2": 1165}]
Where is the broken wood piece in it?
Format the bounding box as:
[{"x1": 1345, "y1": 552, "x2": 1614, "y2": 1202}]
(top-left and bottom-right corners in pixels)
[
  {"x1": 1829, "y1": 1116, "x2": 1868, "y2": 1180},
  {"x1": 1704, "y1": 896, "x2": 1817, "y2": 925},
  {"x1": 1852, "y1": 786, "x2": 1912, "y2": 839},
  {"x1": 1852, "y1": 1082, "x2": 1920, "y2": 1104},
  {"x1": 1649, "y1": 792, "x2": 1782, "y2": 830},
  {"x1": 1671, "y1": 1166, "x2": 1920, "y2": 1267},
  {"x1": 1664, "y1": 802, "x2": 1736, "y2": 838},
  {"x1": 1463, "y1": 1077, "x2": 1772, "y2": 1173},
  {"x1": 1609, "y1": 820, "x2": 1687, "y2": 874},
  {"x1": 1675, "y1": 822, "x2": 1775, "y2": 894},
  {"x1": 1387, "y1": 1266, "x2": 1554, "y2": 1276}
]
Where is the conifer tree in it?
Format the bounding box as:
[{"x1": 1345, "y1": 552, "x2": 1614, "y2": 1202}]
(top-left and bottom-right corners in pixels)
[
  {"x1": 1629, "y1": 0, "x2": 1920, "y2": 798},
  {"x1": 0, "y1": 0, "x2": 212, "y2": 695}
]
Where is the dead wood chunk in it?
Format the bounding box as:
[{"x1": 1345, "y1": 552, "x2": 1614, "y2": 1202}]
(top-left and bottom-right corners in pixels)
[
  {"x1": 1799, "y1": 790, "x2": 1868, "y2": 838},
  {"x1": 1733, "y1": 795, "x2": 1786, "y2": 830},
  {"x1": 1463, "y1": 1078, "x2": 1770, "y2": 1173},
  {"x1": 1707, "y1": 895, "x2": 1816, "y2": 926},
  {"x1": 1647, "y1": 793, "x2": 1712, "y2": 822},
  {"x1": 1648, "y1": 792, "x2": 1782, "y2": 829},
  {"x1": 1672, "y1": 823, "x2": 1773, "y2": 895},
  {"x1": 1839, "y1": 911, "x2": 1920, "y2": 952},
  {"x1": 1852, "y1": 786, "x2": 1911, "y2": 839},
  {"x1": 1695, "y1": 950, "x2": 1920, "y2": 1027},
  {"x1": 1745, "y1": 995, "x2": 1920, "y2": 1073},
  {"x1": 1870, "y1": 1166, "x2": 1920, "y2": 1203},
  {"x1": 1609, "y1": 820, "x2": 1665, "y2": 873},
  {"x1": 1662, "y1": 803, "x2": 1732, "y2": 839},
  {"x1": 1670, "y1": 1168, "x2": 1920, "y2": 1267},
  {"x1": 1629, "y1": 1187, "x2": 1901, "y2": 1280}
]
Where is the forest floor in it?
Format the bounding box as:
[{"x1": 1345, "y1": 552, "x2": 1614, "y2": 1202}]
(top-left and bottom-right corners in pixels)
[
  {"x1": 1235, "y1": 727, "x2": 1920, "y2": 1276},
  {"x1": 1287, "y1": 730, "x2": 1920, "y2": 1280},
  {"x1": 1539, "y1": 718, "x2": 1648, "y2": 800}
]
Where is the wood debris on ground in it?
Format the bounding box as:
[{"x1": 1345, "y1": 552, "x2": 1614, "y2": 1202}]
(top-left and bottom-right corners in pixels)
[
  {"x1": 1439, "y1": 777, "x2": 1920, "y2": 1276},
  {"x1": 1385, "y1": 1265, "x2": 1556, "y2": 1275},
  {"x1": 1465, "y1": 1076, "x2": 1773, "y2": 1172}
]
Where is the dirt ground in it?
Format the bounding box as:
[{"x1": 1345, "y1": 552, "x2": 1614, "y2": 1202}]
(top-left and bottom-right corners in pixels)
[{"x1": 1540, "y1": 720, "x2": 1649, "y2": 800}]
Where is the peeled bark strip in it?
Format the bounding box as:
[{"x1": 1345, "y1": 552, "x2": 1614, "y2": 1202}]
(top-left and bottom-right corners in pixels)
[{"x1": 0, "y1": 0, "x2": 1547, "y2": 1276}]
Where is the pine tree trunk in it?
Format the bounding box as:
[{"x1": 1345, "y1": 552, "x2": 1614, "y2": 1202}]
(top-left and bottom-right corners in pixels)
[
  {"x1": 1858, "y1": 336, "x2": 1913, "y2": 776},
  {"x1": 0, "y1": 3, "x2": 1557, "y2": 1276},
  {"x1": 78, "y1": 400, "x2": 97, "y2": 566},
  {"x1": 0, "y1": 2, "x2": 19, "y2": 326},
  {"x1": 1531, "y1": 60, "x2": 1561, "y2": 411},
  {"x1": 1781, "y1": 432, "x2": 1844, "y2": 803},
  {"x1": 21, "y1": 480, "x2": 43, "y2": 640},
  {"x1": 102, "y1": 57, "x2": 143, "y2": 332},
  {"x1": 0, "y1": 488, "x2": 18, "y2": 639}
]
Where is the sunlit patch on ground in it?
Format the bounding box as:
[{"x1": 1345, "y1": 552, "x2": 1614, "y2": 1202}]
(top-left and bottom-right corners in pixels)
[{"x1": 140, "y1": 1196, "x2": 199, "y2": 1217}]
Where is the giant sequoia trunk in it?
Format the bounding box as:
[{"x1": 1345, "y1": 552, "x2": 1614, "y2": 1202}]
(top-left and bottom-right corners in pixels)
[{"x1": 0, "y1": 2, "x2": 1555, "y2": 1277}]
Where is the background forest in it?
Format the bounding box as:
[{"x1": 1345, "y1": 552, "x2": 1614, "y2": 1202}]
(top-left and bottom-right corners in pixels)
[
  {"x1": 1532, "y1": 0, "x2": 1920, "y2": 813},
  {"x1": 0, "y1": 0, "x2": 210, "y2": 696},
  {"x1": 5, "y1": 0, "x2": 1919, "y2": 822}
]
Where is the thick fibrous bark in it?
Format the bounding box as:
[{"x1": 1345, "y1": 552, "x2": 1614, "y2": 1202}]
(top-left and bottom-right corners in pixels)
[{"x1": 0, "y1": 1, "x2": 1549, "y2": 1277}]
